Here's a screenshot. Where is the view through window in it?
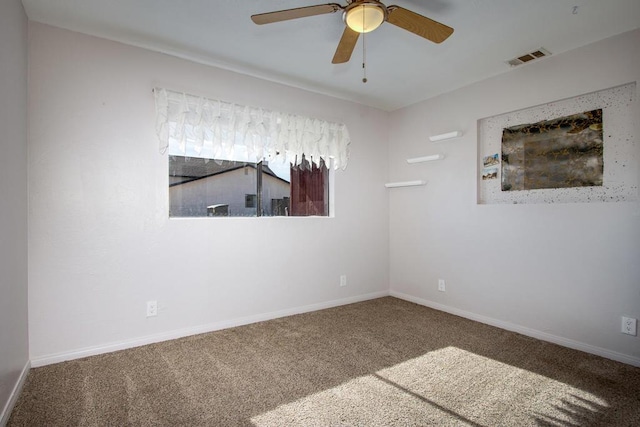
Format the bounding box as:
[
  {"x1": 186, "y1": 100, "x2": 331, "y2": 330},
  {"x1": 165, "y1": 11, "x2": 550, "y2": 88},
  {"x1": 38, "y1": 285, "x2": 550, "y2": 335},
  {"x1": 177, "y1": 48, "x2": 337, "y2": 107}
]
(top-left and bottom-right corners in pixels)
[{"x1": 169, "y1": 155, "x2": 329, "y2": 217}]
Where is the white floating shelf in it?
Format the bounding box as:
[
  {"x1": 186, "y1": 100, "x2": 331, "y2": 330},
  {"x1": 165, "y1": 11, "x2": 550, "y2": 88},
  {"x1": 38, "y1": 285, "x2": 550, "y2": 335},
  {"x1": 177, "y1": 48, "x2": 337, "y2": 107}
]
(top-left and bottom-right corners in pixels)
[
  {"x1": 407, "y1": 154, "x2": 445, "y2": 163},
  {"x1": 429, "y1": 131, "x2": 462, "y2": 142},
  {"x1": 384, "y1": 180, "x2": 426, "y2": 188}
]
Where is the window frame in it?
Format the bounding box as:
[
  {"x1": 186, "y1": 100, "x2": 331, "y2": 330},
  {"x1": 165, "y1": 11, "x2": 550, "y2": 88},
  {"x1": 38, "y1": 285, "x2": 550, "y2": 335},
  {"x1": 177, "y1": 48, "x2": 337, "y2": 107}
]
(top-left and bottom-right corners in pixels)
[{"x1": 167, "y1": 155, "x2": 334, "y2": 219}]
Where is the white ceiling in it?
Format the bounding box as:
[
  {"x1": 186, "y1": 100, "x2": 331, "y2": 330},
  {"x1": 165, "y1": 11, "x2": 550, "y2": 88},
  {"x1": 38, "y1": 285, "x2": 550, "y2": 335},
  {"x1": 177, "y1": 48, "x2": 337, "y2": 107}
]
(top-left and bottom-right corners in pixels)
[{"x1": 21, "y1": 0, "x2": 640, "y2": 111}]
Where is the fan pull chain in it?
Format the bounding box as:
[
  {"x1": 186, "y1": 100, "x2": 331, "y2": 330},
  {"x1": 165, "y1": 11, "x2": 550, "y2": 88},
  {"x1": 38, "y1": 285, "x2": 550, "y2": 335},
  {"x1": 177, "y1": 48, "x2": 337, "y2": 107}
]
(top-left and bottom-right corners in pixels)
[
  {"x1": 362, "y1": 15, "x2": 368, "y2": 83},
  {"x1": 362, "y1": 27, "x2": 367, "y2": 83}
]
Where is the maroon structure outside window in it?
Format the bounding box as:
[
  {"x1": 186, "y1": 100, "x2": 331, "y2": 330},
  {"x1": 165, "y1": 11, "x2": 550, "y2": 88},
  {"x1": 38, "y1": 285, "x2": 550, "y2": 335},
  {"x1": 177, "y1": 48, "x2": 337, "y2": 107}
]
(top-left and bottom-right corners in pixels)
[{"x1": 289, "y1": 157, "x2": 329, "y2": 216}]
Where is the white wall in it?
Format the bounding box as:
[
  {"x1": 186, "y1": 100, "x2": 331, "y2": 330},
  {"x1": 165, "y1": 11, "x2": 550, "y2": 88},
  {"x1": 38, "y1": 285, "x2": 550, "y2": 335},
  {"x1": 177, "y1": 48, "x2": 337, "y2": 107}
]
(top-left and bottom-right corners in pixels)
[
  {"x1": 0, "y1": 0, "x2": 30, "y2": 421},
  {"x1": 389, "y1": 29, "x2": 640, "y2": 364},
  {"x1": 28, "y1": 23, "x2": 390, "y2": 363}
]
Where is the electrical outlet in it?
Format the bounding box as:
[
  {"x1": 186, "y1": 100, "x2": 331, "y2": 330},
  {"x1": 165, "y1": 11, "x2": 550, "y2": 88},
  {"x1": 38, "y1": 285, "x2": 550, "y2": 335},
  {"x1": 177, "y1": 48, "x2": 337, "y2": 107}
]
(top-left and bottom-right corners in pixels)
[
  {"x1": 622, "y1": 316, "x2": 637, "y2": 336},
  {"x1": 147, "y1": 300, "x2": 158, "y2": 317},
  {"x1": 438, "y1": 279, "x2": 446, "y2": 292},
  {"x1": 340, "y1": 275, "x2": 347, "y2": 287}
]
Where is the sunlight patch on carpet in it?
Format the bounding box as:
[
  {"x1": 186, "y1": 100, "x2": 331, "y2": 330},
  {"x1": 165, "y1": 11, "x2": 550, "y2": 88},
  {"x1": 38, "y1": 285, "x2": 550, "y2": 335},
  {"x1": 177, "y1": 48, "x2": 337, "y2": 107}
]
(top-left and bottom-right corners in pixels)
[{"x1": 251, "y1": 346, "x2": 608, "y2": 426}]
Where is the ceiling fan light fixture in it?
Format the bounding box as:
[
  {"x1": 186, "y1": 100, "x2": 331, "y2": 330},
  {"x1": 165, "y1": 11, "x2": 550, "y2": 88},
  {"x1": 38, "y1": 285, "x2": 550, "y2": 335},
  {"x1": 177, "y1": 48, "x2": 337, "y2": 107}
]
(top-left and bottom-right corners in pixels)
[{"x1": 344, "y1": 1, "x2": 386, "y2": 33}]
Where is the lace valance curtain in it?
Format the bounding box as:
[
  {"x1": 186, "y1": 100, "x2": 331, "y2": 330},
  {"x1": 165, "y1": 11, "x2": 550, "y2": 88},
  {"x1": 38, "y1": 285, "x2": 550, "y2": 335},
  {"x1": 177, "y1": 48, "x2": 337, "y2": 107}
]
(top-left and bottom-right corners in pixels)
[{"x1": 154, "y1": 88, "x2": 350, "y2": 170}]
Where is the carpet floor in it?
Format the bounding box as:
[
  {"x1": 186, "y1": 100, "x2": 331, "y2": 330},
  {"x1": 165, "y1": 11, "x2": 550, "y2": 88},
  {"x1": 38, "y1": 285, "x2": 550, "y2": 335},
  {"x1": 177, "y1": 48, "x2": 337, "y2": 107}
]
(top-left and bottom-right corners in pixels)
[{"x1": 8, "y1": 297, "x2": 640, "y2": 426}]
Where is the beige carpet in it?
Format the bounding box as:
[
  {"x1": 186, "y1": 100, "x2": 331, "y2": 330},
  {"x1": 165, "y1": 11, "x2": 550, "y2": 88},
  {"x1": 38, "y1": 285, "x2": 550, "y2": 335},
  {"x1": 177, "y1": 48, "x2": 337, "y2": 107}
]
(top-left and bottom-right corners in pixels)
[{"x1": 9, "y1": 297, "x2": 640, "y2": 426}]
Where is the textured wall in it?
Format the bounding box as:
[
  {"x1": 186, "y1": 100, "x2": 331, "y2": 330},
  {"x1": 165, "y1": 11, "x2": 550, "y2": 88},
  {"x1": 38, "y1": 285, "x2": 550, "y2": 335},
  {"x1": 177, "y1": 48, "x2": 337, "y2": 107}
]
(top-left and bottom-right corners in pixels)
[
  {"x1": 389, "y1": 29, "x2": 640, "y2": 364},
  {"x1": 0, "y1": 0, "x2": 29, "y2": 421}
]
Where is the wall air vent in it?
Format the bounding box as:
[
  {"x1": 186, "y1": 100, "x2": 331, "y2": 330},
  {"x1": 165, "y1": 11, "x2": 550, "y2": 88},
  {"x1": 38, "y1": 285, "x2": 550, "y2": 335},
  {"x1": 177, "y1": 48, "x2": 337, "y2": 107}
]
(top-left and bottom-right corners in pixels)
[{"x1": 506, "y1": 48, "x2": 551, "y2": 67}]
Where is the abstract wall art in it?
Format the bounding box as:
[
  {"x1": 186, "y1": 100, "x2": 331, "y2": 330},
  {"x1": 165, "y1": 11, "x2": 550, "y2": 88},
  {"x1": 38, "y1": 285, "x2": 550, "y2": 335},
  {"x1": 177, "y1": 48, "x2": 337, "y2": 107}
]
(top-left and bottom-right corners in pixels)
[
  {"x1": 478, "y1": 82, "x2": 637, "y2": 204},
  {"x1": 501, "y1": 109, "x2": 603, "y2": 191}
]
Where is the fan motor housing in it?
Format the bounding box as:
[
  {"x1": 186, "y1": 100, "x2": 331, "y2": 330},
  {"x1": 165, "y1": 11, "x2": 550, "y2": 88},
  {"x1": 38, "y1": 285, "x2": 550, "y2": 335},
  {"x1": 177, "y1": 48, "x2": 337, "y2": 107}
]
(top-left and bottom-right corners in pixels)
[{"x1": 343, "y1": 0, "x2": 388, "y2": 33}]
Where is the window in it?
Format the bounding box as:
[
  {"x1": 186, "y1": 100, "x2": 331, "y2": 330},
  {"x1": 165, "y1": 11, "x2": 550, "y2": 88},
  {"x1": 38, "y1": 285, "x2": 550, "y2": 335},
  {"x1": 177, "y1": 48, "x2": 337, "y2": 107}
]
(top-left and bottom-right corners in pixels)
[
  {"x1": 168, "y1": 155, "x2": 329, "y2": 217},
  {"x1": 154, "y1": 88, "x2": 348, "y2": 218},
  {"x1": 245, "y1": 194, "x2": 257, "y2": 208}
]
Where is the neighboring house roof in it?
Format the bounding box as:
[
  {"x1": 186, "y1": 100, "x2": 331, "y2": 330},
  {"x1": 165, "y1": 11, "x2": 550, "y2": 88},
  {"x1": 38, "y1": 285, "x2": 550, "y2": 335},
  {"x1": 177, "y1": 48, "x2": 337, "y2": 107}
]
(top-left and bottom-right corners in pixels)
[{"x1": 169, "y1": 156, "x2": 289, "y2": 187}]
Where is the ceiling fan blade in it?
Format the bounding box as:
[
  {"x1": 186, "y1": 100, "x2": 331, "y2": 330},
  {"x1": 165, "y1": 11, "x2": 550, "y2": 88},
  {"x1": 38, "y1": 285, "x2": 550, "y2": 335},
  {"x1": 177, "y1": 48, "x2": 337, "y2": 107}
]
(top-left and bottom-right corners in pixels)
[
  {"x1": 252, "y1": 4, "x2": 343, "y2": 25},
  {"x1": 332, "y1": 27, "x2": 360, "y2": 64},
  {"x1": 386, "y1": 6, "x2": 453, "y2": 43}
]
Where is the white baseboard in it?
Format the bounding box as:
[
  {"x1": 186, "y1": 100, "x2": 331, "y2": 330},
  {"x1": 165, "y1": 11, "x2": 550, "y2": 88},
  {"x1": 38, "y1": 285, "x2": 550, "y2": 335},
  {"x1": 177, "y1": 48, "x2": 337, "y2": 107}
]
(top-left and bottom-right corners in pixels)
[
  {"x1": 0, "y1": 360, "x2": 30, "y2": 426},
  {"x1": 30, "y1": 291, "x2": 390, "y2": 368},
  {"x1": 390, "y1": 290, "x2": 640, "y2": 368}
]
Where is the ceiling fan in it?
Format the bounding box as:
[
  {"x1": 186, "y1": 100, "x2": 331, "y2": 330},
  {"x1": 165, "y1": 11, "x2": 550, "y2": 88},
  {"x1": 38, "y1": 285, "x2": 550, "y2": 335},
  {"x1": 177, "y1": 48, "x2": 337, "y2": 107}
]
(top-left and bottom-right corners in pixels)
[{"x1": 251, "y1": 0, "x2": 454, "y2": 64}]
